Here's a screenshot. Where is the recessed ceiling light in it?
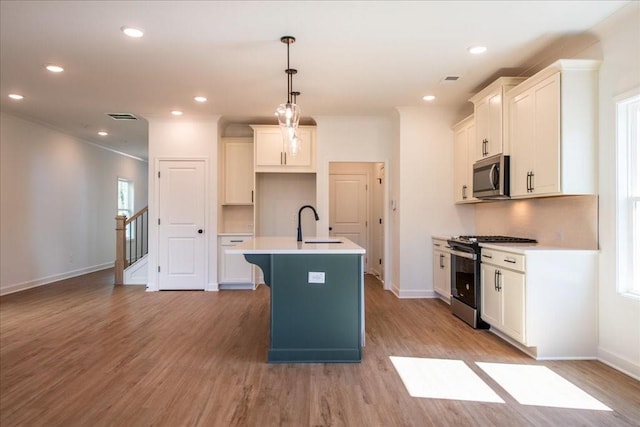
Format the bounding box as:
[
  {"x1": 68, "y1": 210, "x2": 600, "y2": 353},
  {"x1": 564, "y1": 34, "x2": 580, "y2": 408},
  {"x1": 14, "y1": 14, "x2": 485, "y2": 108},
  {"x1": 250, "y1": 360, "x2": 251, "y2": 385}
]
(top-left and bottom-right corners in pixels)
[
  {"x1": 467, "y1": 46, "x2": 487, "y2": 55},
  {"x1": 194, "y1": 96, "x2": 207, "y2": 103},
  {"x1": 171, "y1": 110, "x2": 183, "y2": 116},
  {"x1": 98, "y1": 131, "x2": 108, "y2": 136},
  {"x1": 45, "y1": 64, "x2": 64, "y2": 73},
  {"x1": 121, "y1": 26, "x2": 144, "y2": 38},
  {"x1": 8, "y1": 93, "x2": 24, "y2": 100},
  {"x1": 422, "y1": 95, "x2": 436, "y2": 101}
]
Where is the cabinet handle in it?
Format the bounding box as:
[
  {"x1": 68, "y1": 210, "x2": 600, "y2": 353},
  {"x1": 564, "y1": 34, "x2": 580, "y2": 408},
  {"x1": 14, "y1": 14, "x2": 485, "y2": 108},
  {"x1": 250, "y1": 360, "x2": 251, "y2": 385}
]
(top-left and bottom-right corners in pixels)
[
  {"x1": 482, "y1": 253, "x2": 493, "y2": 259},
  {"x1": 462, "y1": 185, "x2": 467, "y2": 200},
  {"x1": 504, "y1": 257, "x2": 517, "y2": 264},
  {"x1": 230, "y1": 240, "x2": 243, "y2": 243},
  {"x1": 494, "y1": 269, "x2": 499, "y2": 290},
  {"x1": 434, "y1": 243, "x2": 441, "y2": 247},
  {"x1": 283, "y1": 152, "x2": 287, "y2": 165},
  {"x1": 497, "y1": 270, "x2": 502, "y2": 291},
  {"x1": 526, "y1": 171, "x2": 532, "y2": 192},
  {"x1": 439, "y1": 254, "x2": 445, "y2": 268},
  {"x1": 530, "y1": 171, "x2": 534, "y2": 192},
  {"x1": 251, "y1": 190, "x2": 254, "y2": 203}
]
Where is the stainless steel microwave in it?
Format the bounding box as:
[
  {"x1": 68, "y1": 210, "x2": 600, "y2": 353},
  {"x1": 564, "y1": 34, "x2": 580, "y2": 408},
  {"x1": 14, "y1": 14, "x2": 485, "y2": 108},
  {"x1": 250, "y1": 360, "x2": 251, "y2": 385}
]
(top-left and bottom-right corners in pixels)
[{"x1": 473, "y1": 154, "x2": 510, "y2": 199}]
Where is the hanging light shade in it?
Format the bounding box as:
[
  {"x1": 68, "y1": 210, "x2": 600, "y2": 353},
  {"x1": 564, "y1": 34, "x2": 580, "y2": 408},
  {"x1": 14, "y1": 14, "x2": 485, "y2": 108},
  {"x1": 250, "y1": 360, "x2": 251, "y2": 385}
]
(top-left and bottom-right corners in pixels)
[{"x1": 275, "y1": 36, "x2": 302, "y2": 157}]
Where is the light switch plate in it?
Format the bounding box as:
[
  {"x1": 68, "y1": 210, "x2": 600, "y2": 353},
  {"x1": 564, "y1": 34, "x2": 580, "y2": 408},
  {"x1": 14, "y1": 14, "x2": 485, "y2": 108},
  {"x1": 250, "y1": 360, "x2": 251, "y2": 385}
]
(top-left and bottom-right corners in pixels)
[{"x1": 308, "y1": 272, "x2": 325, "y2": 284}]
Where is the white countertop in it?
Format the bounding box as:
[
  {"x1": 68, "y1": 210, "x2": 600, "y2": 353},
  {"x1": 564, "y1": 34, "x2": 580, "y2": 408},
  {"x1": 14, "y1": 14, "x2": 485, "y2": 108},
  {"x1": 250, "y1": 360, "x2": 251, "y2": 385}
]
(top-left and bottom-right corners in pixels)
[
  {"x1": 218, "y1": 232, "x2": 254, "y2": 236},
  {"x1": 226, "y1": 236, "x2": 366, "y2": 255}
]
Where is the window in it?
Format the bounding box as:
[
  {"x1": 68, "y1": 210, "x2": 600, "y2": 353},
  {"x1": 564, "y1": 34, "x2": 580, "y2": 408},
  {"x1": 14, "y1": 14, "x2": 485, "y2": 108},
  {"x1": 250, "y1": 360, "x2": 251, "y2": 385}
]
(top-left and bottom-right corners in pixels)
[
  {"x1": 117, "y1": 178, "x2": 134, "y2": 219},
  {"x1": 617, "y1": 91, "x2": 640, "y2": 297}
]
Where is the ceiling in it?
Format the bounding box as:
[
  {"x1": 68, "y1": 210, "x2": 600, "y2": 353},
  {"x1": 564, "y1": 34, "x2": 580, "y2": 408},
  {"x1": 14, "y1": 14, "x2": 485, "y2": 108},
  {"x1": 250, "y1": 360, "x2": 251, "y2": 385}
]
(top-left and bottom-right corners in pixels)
[{"x1": 0, "y1": 1, "x2": 629, "y2": 161}]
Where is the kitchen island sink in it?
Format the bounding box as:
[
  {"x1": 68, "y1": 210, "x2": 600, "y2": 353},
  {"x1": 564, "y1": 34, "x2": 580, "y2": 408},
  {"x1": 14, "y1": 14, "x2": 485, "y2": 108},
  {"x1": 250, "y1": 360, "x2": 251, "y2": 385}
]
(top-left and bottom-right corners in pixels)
[{"x1": 226, "y1": 236, "x2": 365, "y2": 363}]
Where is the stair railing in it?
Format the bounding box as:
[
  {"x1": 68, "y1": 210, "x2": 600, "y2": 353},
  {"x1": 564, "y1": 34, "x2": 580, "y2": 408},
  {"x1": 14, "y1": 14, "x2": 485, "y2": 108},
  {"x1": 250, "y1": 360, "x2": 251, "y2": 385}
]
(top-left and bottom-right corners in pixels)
[{"x1": 115, "y1": 206, "x2": 148, "y2": 285}]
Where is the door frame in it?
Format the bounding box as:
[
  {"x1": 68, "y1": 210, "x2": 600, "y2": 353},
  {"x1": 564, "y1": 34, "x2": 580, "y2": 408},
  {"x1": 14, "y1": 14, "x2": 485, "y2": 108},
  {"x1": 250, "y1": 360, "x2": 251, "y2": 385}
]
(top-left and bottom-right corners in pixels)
[
  {"x1": 328, "y1": 162, "x2": 387, "y2": 288},
  {"x1": 148, "y1": 157, "x2": 210, "y2": 292}
]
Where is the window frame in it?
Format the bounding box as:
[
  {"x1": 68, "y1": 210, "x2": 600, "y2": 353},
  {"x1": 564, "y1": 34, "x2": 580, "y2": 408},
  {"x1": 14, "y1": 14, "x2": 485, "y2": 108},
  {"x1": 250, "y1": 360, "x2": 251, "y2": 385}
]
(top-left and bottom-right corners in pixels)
[{"x1": 616, "y1": 88, "x2": 640, "y2": 299}]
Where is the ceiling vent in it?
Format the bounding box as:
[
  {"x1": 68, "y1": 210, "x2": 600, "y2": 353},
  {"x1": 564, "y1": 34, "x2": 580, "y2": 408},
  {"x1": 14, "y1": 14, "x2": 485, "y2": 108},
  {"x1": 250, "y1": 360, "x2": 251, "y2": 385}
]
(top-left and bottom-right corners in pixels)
[
  {"x1": 107, "y1": 113, "x2": 138, "y2": 120},
  {"x1": 442, "y1": 75, "x2": 460, "y2": 82}
]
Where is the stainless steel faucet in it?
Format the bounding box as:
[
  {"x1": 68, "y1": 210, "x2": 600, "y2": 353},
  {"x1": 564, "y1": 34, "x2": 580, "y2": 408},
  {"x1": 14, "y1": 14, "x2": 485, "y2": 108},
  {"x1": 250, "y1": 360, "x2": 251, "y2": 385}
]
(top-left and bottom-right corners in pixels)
[{"x1": 297, "y1": 205, "x2": 319, "y2": 242}]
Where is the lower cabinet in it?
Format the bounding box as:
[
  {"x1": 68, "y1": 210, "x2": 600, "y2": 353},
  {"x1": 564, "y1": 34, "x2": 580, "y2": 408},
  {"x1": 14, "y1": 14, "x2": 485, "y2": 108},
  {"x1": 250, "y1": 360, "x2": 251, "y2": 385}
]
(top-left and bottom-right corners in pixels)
[
  {"x1": 432, "y1": 238, "x2": 451, "y2": 302},
  {"x1": 480, "y1": 246, "x2": 597, "y2": 359},
  {"x1": 480, "y1": 261, "x2": 525, "y2": 344},
  {"x1": 218, "y1": 235, "x2": 254, "y2": 289}
]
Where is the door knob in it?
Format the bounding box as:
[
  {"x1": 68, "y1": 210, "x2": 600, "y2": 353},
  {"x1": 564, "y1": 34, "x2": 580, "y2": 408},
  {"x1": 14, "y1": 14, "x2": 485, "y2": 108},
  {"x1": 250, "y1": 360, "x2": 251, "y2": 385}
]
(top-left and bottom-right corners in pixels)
[
  {"x1": 198, "y1": 229, "x2": 204, "y2": 234},
  {"x1": 329, "y1": 227, "x2": 333, "y2": 231}
]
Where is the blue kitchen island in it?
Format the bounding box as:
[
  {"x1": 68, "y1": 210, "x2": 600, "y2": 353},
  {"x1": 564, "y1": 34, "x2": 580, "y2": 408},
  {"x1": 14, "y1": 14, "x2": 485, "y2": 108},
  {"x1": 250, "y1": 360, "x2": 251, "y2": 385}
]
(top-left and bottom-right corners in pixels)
[{"x1": 226, "y1": 236, "x2": 365, "y2": 363}]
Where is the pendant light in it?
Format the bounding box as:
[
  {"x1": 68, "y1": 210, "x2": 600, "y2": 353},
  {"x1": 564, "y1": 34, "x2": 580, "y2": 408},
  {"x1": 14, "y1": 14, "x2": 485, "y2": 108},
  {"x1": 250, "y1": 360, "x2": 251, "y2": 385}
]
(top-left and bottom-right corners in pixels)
[{"x1": 274, "y1": 35, "x2": 301, "y2": 157}]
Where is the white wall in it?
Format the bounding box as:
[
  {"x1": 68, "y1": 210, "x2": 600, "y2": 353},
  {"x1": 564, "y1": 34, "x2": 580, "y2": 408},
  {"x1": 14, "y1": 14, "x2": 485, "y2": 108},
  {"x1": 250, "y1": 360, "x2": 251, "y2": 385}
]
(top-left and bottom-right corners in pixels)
[
  {"x1": 146, "y1": 116, "x2": 220, "y2": 291},
  {"x1": 394, "y1": 107, "x2": 475, "y2": 298},
  {"x1": 314, "y1": 115, "x2": 394, "y2": 286},
  {"x1": 0, "y1": 112, "x2": 148, "y2": 295},
  {"x1": 590, "y1": 2, "x2": 640, "y2": 379}
]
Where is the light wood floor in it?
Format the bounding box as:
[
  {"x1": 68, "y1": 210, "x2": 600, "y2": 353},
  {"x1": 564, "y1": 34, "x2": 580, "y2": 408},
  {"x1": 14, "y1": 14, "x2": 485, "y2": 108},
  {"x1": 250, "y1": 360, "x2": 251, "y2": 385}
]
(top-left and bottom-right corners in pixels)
[{"x1": 1, "y1": 270, "x2": 638, "y2": 427}]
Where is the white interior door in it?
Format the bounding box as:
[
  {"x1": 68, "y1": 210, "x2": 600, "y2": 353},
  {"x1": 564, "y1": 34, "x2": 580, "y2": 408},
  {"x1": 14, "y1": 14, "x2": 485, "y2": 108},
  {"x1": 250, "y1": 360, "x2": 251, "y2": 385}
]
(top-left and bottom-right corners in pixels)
[
  {"x1": 158, "y1": 160, "x2": 206, "y2": 290},
  {"x1": 330, "y1": 173, "x2": 368, "y2": 267}
]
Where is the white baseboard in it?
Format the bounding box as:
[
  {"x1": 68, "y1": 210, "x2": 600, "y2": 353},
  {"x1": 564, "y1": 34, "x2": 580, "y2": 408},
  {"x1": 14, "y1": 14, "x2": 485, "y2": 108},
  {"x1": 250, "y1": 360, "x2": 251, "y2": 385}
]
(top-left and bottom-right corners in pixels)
[
  {"x1": 390, "y1": 284, "x2": 435, "y2": 299},
  {"x1": 598, "y1": 346, "x2": 640, "y2": 380},
  {"x1": 0, "y1": 262, "x2": 114, "y2": 296}
]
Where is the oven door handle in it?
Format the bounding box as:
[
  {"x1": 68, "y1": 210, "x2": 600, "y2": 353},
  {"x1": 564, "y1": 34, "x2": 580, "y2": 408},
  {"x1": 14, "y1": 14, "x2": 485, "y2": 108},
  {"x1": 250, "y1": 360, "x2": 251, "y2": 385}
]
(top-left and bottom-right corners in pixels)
[{"x1": 449, "y1": 249, "x2": 477, "y2": 260}]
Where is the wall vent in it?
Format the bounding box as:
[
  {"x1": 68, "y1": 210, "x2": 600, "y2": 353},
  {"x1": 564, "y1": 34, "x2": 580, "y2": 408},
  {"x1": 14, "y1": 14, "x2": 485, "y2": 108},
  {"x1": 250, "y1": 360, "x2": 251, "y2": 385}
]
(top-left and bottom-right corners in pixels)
[{"x1": 107, "y1": 113, "x2": 138, "y2": 120}]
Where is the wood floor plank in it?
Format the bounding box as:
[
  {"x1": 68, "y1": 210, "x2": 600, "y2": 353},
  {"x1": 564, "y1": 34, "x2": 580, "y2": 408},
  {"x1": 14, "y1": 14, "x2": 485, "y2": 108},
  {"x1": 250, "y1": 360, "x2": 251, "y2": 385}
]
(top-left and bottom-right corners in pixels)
[{"x1": 1, "y1": 269, "x2": 639, "y2": 426}]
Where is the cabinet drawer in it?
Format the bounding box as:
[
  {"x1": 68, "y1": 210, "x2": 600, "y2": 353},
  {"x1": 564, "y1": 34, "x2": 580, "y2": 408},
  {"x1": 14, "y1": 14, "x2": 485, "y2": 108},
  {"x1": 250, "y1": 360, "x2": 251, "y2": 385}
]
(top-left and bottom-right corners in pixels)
[
  {"x1": 220, "y1": 236, "x2": 251, "y2": 246},
  {"x1": 480, "y1": 249, "x2": 525, "y2": 272},
  {"x1": 432, "y1": 238, "x2": 452, "y2": 253}
]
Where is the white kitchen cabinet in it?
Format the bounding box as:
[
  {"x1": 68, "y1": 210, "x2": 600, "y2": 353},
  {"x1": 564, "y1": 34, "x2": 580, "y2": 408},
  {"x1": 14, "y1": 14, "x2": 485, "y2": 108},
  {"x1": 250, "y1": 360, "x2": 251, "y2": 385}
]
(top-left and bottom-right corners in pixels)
[
  {"x1": 480, "y1": 258, "x2": 525, "y2": 344},
  {"x1": 223, "y1": 138, "x2": 254, "y2": 205},
  {"x1": 507, "y1": 59, "x2": 599, "y2": 198},
  {"x1": 251, "y1": 125, "x2": 316, "y2": 172},
  {"x1": 218, "y1": 235, "x2": 254, "y2": 289},
  {"x1": 480, "y1": 245, "x2": 597, "y2": 359},
  {"x1": 432, "y1": 238, "x2": 451, "y2": 302},
  {"x1": 452, "y1": 115, "x2": 478, "y2": 203},
  {"x1": 469, "y1": 77, "x2": 526, "y2": 160}
]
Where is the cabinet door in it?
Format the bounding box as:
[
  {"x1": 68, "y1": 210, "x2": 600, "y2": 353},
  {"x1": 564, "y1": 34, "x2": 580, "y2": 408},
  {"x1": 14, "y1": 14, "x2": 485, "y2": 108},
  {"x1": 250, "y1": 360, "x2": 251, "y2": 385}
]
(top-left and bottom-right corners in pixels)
[
  {"x1": 454, "y1": 126, "x2": 469, "y2": 203},
  {"x1": 255, "y1": 129, "x2": 284, "y2": 167},
  {"x1": 531, "y1": 73, "x2": 560, "y2": 196},
  {"x1": 224, "y1": 141, "x2": 254, "y2": 204},
  {"x1": 475, "y1": 97, "x2": 490, "y2": 160},
  {"x1": 501, "y1": 268, "x2": 526, "y2": 344},
  {"x1": 480, "y1": 264, "x2": 501, "y2": 326},
  {"x1": 219, "y1": 237, "x2": 253, "y2": 284},
  {"x1": 509, "y1": 90, "x2": 535, "y2": 197},
  {"x1": 487, "y1": 91, "x2": 504, "y2": 157},
  {"x1": 432, "y1": 250, "x2": 450, "y2": 298},
  {"x1": 284, "y1": 127, "x2": 313, "y2": 167}
]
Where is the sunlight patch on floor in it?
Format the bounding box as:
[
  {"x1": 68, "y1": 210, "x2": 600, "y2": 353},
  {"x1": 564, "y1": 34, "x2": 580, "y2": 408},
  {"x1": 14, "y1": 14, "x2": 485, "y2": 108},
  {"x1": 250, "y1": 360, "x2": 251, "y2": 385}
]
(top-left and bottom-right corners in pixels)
[
  {"x1": 476, "y1": 362, "x2": 612, "y2": 411},
  {"x1": 389, "y1": 356, "x2": 505, "y2": 403}
]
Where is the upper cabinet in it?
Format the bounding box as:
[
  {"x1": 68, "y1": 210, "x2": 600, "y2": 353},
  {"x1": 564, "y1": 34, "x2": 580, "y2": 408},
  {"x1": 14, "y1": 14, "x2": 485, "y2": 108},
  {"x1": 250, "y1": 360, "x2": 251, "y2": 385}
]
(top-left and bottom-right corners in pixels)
[
  {"x1": 452, "y1": 115, "x2": 478, "y2": 203},
  {"x1": 251, "y1": 125, "x2": 316, "y2": 173},
  {"x1": 470, "y1": 77, "x2": 526, "y2": 160},
  {"x1": 222, "y1": 138, "x2": 254, "y2": 205},
  {"x1": 506, "y1": 59, "x2": 600, "y2": 198}
]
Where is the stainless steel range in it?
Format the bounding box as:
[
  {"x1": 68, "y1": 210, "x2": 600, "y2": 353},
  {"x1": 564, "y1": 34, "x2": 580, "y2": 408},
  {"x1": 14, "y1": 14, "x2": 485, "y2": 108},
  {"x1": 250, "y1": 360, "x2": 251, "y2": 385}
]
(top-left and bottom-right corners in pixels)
[{"x1": 446, "y1": 235, "x2": 537, "y2": 328}]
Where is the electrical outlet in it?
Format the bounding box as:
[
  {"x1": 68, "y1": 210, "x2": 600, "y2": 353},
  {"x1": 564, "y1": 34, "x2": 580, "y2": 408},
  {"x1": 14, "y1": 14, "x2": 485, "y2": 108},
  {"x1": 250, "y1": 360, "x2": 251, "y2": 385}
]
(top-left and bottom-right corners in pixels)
[{"x1": 308, "y1": 272, "x2": 325, "y2": 284}]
